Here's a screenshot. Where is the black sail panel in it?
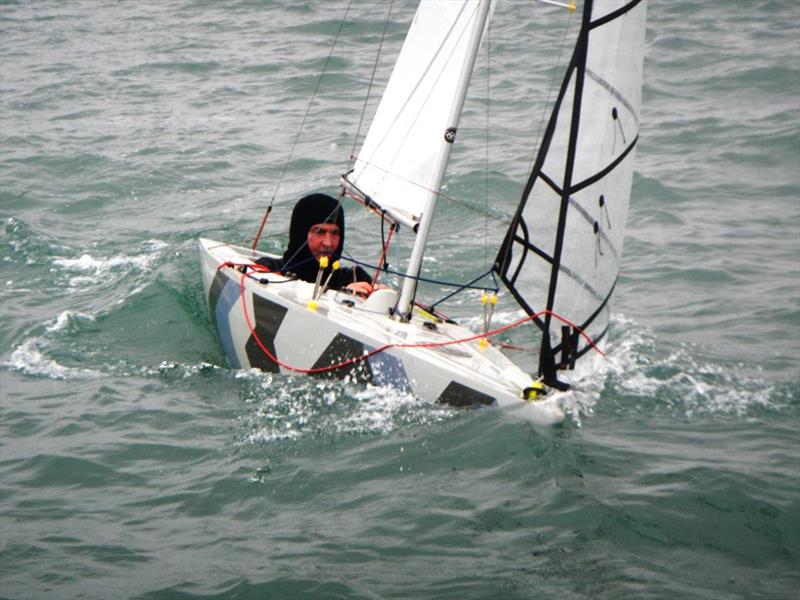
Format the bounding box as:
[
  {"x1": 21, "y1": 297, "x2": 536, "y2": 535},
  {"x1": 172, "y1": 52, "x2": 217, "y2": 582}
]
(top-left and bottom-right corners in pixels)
[{"x1": 494, "y1": 0, "x2": 647, "y2": 387}]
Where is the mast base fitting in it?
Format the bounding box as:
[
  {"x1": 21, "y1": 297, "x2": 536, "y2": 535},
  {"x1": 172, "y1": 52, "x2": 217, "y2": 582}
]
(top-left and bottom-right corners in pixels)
[{"x1": 523, "y1": 380, "x2": 549, "y2": 401}]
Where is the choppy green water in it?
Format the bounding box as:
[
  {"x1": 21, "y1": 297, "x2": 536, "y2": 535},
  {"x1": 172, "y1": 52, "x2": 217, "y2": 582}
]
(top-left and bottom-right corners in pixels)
[{"x1": 1, "y1": 1, "x2": 798, "y2": 598}]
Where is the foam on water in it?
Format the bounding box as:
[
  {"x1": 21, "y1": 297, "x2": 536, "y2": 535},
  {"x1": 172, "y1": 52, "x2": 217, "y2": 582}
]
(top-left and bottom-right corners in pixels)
[
  {"x1": 1, "y1": 1, "x2": 798, "y2": 597},
  {"x1": 235, "y1": 370, "x2": 457, "y2": 444},
  {"x1": 5, "y1": 338, "x2": 101, "y2": 380},
  {"x1": 51, "y1": 239, "x2": 168, "y2": 288},
  {"x1": 44, "y1": 309, "x2": 95, "y2": 333},
  {"x1": 598, "y1": 314, "x2": 781, "y2": 419}
]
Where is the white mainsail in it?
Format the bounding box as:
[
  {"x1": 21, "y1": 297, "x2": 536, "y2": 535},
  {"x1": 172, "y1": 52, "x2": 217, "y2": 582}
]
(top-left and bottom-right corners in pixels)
[{"x1": 346, "y1": 0, "x2": 490, "y2": 229}]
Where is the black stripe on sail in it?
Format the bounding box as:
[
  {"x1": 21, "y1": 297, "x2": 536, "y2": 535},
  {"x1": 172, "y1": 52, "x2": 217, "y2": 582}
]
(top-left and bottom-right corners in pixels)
[
  {"x1": 589, "y1": 0, "x2": 644, "y2": 30},
  {"x1": 551, "y1": 277, "x2": 617, "y2": 360},
  {"x1": 534, "y1": 0, "x2": 593, "y2": 388},
  {"x1": 539, "y1": 171, "x2": 564, "y2": 196},
  {"x1": 570, "y1": 135, "x2": 638, "y2": 195}
]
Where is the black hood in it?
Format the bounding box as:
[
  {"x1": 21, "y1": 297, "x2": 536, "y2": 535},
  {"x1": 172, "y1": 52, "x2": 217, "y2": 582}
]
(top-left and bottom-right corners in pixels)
[{"x1": 281, "y1": 193, "x2": 345, "y2": 282}]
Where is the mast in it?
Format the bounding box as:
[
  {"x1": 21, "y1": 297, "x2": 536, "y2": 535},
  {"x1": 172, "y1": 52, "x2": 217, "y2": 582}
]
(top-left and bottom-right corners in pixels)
[{"x1": 394, "y1": 0, "x2": 492, "y2": 320}]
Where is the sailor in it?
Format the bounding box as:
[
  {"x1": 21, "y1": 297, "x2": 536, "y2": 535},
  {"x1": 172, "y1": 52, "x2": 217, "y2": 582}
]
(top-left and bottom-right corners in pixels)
[{"x1": 257, "y1": 193, "x2": 375, "y2": 295}]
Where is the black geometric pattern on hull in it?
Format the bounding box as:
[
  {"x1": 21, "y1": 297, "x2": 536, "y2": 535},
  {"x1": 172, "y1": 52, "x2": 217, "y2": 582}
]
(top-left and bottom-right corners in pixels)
[
  {"x1": 245, "y1": 294, "x2": 288, "y2": 373},
  {"x1": 310, "y1": 333, "x2": 372, "y2": 383},
  {"x1": 208, "y1": 270, "x2": 228, "y2": 327},
  {"x1": 437, "y1": 381, "x2": 495, "y2": 408}
]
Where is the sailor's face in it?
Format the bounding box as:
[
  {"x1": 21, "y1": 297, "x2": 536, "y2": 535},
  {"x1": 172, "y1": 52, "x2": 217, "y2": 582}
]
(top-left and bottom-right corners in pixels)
[{"x1": 307, "y1": 222, "x2": 341, "y2": 260}]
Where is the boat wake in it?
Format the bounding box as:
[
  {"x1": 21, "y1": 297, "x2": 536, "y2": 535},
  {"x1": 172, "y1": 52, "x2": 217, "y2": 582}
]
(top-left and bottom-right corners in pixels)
[
  {"x1": 234, "y1": 371, "x2": 459, "y2": 444},
  {"x1": 597, "y1": 314, "x2": 783, "y2": 419}
]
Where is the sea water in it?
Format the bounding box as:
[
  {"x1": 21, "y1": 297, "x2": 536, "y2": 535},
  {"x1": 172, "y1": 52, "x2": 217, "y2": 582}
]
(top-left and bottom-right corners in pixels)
[{"x1": 1, "y1": 1, "x2": 798, "y2": 598}]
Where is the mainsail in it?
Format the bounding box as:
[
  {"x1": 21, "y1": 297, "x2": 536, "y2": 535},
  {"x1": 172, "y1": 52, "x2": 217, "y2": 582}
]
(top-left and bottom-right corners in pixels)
[
  {"x1": 495, "y1": 0, "x2": 647, "y2": 388},
  {"x1": 346, "y1": 0, "x2": 490, "y2": 229},
  {"x1": 345, "y1": 0, "x2": 492, "y2": 318}
]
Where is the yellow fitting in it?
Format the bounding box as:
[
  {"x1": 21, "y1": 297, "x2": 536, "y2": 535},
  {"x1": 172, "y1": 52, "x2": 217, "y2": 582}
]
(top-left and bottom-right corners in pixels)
[
  {"x1": 318, "y1": 256, "x2": 329, "y2": 269},
  {"x1": 307, "y1": 299, "x2": 318, "y2": 312},
  {"x1": 332, "y1": 260, "x2": 340, "y2": 270},
  {"x1": 489, "y1": 293, "x2": 497, "y2": 305},
  {"x1": 525, "y1": 381, "x2": 546, "y2": 400},
  {"x1": 478, "y1": 337, "x2": 489, "y2": 351},
  {"x1": 568, "y1": 0, "x2": 576, "y2": 13},
  {"x1": 481, "y1": 292, "x2": 489, "y2": 305}
]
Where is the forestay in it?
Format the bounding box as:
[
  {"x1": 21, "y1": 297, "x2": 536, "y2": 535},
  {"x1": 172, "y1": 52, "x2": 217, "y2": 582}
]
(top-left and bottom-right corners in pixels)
[{"x1": 495, "y1": 0, "x2": 647, "y2": 388}]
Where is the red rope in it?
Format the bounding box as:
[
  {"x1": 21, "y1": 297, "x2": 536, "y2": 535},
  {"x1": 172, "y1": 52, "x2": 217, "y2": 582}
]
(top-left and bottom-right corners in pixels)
[
  {"x1": 372, "y1": 223, "x2": 395, "y2": 288},
  {"x1": 251, "y1": 205, "x2": 273, "y2": 250},
  {"x1": 229, "y1": 265, "x2": 606, "y2": 375}
]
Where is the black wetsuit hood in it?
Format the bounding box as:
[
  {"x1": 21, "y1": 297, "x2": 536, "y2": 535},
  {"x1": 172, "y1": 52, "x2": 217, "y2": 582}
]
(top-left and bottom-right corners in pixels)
[{"x1": 281, "y1": 193, "x2": 345, "y2": 283}]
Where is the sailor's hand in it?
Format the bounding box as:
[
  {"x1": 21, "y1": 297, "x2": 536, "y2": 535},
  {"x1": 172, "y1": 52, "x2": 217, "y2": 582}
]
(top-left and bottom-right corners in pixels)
[
  {"x1": 345, "y1": 281, "x2": 374, "y2": 297},
  {"x1": 345, "y1": 282, "x2": 389, "y2": 297}
]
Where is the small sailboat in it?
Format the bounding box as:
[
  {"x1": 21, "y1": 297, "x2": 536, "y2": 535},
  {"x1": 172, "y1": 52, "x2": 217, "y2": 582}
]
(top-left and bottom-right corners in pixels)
[{"x1": 198, "y1": 0, "x2": 647, "y2": 424}]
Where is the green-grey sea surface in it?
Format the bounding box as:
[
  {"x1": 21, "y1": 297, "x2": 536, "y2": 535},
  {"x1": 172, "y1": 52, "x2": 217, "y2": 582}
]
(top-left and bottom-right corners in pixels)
[{"x1": 1, "y1": 1, "x2": 798, "y2": 598}]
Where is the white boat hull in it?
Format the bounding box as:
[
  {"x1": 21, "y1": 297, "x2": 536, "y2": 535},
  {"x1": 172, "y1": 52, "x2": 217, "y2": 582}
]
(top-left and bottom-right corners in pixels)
[{"x1": 199, "y1": 238, "x2": 564, "y2": 424}]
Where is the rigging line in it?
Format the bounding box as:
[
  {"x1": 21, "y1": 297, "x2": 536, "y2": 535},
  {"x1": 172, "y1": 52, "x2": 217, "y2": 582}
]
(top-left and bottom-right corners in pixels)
[
  {"x1": 372, "y1": 220, "x2": 396, "y2": 288},
  {"x1": 483, "y1": 14, "x2": 491, "y2": 268},
  {"x1": 253, "y1": 0, "x2": 354, "y2": 249},
  {"x1": 428, "y1": 268, "x2": 498, "y2": 311},
  {"x1": 525, "y1": 2, "x2": 577, "y2": 176},
  {"x1": 440, "y1": 190, "x2": 510, "y2": 223},
  {"x1": 339, "y1": 252, "x2": 499, "y2": 292},
  {"x1": 349, "y1": 0, "x2": 394, "y2": 165}
]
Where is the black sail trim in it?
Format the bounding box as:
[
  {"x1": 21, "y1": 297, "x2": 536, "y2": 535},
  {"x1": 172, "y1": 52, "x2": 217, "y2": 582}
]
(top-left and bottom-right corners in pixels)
[
  {"x1": 535, "y1": 1, "x2": 592, "y2": 388},
  {"x1": 494, "y1": 21, "x2": 579, "y2": 281},
  {"x1": 494, "y1": 0, "x2": 641, "y2": 388},
  {"x1": 570, "y1": 135, "x2": 638, "y2": 195},
  {"x1": 589, "y1": 0, "x2": 644, "y2": 30},
  {"x1": 551, "y1": 277, "x2": 617, "y2": 358},
  {"x1": 493, "y1": 0, "x2": 596, "y2": 389}
]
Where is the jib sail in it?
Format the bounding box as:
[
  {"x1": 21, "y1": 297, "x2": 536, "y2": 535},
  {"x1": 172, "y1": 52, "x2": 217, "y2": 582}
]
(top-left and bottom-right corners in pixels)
[{"x1": 495, "y1": 0, "x2": 647, "y2": 389}]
